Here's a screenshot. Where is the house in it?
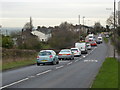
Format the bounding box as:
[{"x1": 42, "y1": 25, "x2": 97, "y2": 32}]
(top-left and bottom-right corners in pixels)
[{"x1": 31, "y1": 28, "x2": 52, "y2": 42}]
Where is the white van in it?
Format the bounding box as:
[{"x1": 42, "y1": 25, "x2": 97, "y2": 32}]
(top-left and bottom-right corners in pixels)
[
  {"x1": 88, "y1": 34, "x2": 94, "y2": 41},
  {"x1": 75, "y1": 42, "x2": 88, "y2": 54}
]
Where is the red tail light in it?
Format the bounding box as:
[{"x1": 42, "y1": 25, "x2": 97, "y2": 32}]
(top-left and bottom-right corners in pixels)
[
  {"x1": 50, "y1": 55, "x2": 53, "y2": 58},
  {"x1": 59, "y1": 54, "x2": 62, "y2": 55},
  {"x1": 66, "y1": 54, "x2": 71, "y2": 55}
]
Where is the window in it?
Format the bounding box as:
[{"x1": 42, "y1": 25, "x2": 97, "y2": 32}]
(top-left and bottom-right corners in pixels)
[
  {"x1": 39, "y1": 51, "x2": 51, "y2": 56},
  {"x1": 42, "y1": 39, "x2": 44, "y2": 42}
]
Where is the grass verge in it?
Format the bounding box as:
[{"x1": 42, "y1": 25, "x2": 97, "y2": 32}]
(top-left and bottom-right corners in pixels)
[
  {"x1": 92, "y1": 57, "x2": 118, "y2": 88},
  {"x1": 103, "y1": 37, "x2": 109, "y2": 43},
  {"x1": 2, "y1": 58, "x2": 36, "y2": 71}
]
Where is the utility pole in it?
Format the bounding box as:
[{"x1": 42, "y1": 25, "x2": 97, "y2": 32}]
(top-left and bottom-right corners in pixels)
[
  {"x1": 79, "y1": 15, "x2": 80, "y2": 40},
  {"x1": 113, "y1": 0, "x2": 116, "y2": 58},
  {"x1": 6, "y1": 30, "x2": 8, "y2": 36},
  {"x1": 30, "y1": 16, "x2": 33, "y2": 31},
  {"x1": 83, "y1": 16, "x2": 85, "y2": 33}
]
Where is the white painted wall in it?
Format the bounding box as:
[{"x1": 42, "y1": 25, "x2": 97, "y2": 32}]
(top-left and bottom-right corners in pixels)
[{"x1": 31, "y1": 31, "x2": 51, "y2": 42}]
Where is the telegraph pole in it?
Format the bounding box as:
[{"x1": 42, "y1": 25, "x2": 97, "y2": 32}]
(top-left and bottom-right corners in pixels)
[
  {"x1": 83, "y1": 16, "x2": 85, "y2": 33},
  {"x1": 79, "y1": 15, "x2": 80, "y2": 40},
  {"x1": 113, "y1": 0, "x2": 116, "y2": 58}
]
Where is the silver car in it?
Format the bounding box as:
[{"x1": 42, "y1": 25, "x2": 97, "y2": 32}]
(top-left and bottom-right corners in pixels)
[{"x1": 58, "y1": 49, "x2": 74, "y2": 60}]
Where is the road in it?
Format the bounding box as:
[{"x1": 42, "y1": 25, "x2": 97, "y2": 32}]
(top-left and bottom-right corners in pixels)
[{"x1": 1, "y1": 41, "x2": 108, "y2": 89}]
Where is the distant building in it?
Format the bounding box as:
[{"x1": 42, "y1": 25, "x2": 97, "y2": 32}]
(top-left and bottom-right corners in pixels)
[
  {"x1": 118, "y1": 1, "x2": 120, "y2": 26},
  {"x1": 31, "y1": 27, "x2": 52, "y2": 42}
]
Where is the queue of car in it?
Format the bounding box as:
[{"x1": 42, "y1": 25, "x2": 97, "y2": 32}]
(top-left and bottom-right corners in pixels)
[{"x1": 36, "y1": 34, "x2": 103, "y2": 66}]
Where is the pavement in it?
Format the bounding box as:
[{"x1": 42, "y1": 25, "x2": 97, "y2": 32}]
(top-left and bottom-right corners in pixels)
[{"x1": 1, "y1": 41, "x2": 108, "y2": 89}]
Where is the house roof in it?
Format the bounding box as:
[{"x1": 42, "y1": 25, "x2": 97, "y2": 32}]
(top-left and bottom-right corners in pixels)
[{"x1": 36, "y1": 28, "x2": 51, "y2": 34}]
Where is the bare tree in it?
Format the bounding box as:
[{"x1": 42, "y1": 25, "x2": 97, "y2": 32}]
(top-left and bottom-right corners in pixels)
[{"x1": 106, "y1": 11, "x2": 118, "y2": 27}]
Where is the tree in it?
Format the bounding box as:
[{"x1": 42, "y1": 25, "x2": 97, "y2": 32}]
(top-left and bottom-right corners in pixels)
[
  {"x1": 2, "y1": 35, "x2": 14, "y2": 49},
  {"x1": 48, "y1": 22, "x2": 75, "y2": 49},
  {"x1": 94, "y1": 22, "x2": 102, "y2": 33},
  {"x1": 59, "y1": 22, "x2": 74, "y2": 31},
  {"x1": 106, "y1": 11, "x2": 118, "y2": 27}
]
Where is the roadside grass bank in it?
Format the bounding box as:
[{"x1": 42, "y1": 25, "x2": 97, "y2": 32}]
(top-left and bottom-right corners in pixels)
[
  {"x1": 2, "y1": 58, "x2": 36, "y2": 71},
  {"x1": 103, "y1": 37, "x2": 109, "y2": 43},
  {"x1": 91, "y1": 57, "x2": 118, "y2": 88},
  {"x1": 2, "y1": 49, "x2": 37, "y2": 71}
]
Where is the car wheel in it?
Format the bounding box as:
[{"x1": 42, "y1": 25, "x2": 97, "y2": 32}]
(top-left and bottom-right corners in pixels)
[
  {"x1": 52, "y1": 60, "x2": 56, "y2": 65},
  {"x1": 56, "y1": 61, "x2": 59, "y2": 64},
  {"x1": 43, "y1": 63, "x2": 45, "y2": 65},
  {"x1": 37, "y1": 63, "x2": 40, "y2": 66},
  {"x1": 73, "y1": 57, "x2": 74, "y2": 60}
]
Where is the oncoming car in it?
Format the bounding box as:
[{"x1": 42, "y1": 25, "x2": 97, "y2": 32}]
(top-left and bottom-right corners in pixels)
[
  {"x1": 58, "y1": 49, "x2": 74, "y2": 60},
  {"x1": 37, "y1": 50, "x2": 59, "y2": 66}
]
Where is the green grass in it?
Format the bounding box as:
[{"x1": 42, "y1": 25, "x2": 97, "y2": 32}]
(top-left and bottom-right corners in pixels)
[
  {"x1": 2, "y1": 58, "x2": 36, "y2": 71},
  {"x1": 103, "y1": 37, "x2": 109, "y2": 43},
  {"x1": 92, "y1": 58, "x2": 118, "y2": 88}
]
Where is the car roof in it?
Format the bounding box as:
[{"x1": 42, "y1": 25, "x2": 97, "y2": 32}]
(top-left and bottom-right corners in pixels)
[
  {"x1": 61, "y1": 49, "x2": 71, "y2": 51},
  {"x1": 71, "y1": 48, "x2": 79, "y2": 49},
  {"x1": 98, "y1": 37, "x2": 102, "y2": 38},
  {"x1": 40, "y1": 50, "x2": 53, "y2": 52}
]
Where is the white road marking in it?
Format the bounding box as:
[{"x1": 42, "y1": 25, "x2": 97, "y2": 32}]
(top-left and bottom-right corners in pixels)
[
  {"x1": 84, "y1": 60, "x2": 98, "y2": 63},
  {"x1": 36, "y1": 70, "x2": 52, "y2": 76},
  {"x1": 28, "y1": 76, "x2": 35, "y2": 78},
  {"x1": 59, "y1": 61, "x2": 70, "y2": 63},
  {"x1": 84, "y1": 60, "x2": 88, "y2": 62},
  {"x1": 67, "y1": 62, "x2": 72, "y2": 65},
  {"x1": 55, "y1": 65, "x2": 64, "y2": 69},
  {"x1": 83, "y1": 55, "x2": 86, "y2": 58},
  {"x1": 0, "y1": 78, "x2": 29, "y2": 89},
  {"x1": 75, "y1": 60, "x2": 79, "y2": 62}
]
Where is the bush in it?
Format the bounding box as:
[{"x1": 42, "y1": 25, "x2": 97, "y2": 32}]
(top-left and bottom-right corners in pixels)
[{"x1": 2, "y1": 35, "x2": 14, "y2": 49}]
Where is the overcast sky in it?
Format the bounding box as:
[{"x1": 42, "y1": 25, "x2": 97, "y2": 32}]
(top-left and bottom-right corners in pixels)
[{"x1": 0, "y1": 0, "x2": 119, "y2": 28}]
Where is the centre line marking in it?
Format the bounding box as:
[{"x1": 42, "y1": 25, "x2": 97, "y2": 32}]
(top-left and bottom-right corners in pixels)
[
  {"x1": 0, "y1": 78, "x2": 29, "y2": 89},
  {"x1": 67, "y1": 62, "x2": 72, "y2": 65},
  {"x1": 75, "y1": 60, "x2": 78, "y2": 62},
  {"x1": 83, "y1": 55, "x2": 86, "y2": 58},
  {"x1": 36, "y1": 70, "x2": 52, "y2": 76},
  {"x1": 56, "y1": 65, "x2": 64, "y2": 69}
]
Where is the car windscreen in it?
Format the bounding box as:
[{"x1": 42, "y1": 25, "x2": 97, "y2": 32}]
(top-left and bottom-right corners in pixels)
[
  {"x1": 87, "y1": 44, "x2": 90, "y2": 47},
  {"x1": 98, "y1": 38, "x2": 102, "y2": 40},
  {"x1": 60, "y1": 50, "x2": 70, "y2": 53},
  {"x1": 89, "y1": 36, "x2": 93, "y2": 38},
  {"x1": 39, "y1": 51, "x2": 51, "y2": 56}
]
